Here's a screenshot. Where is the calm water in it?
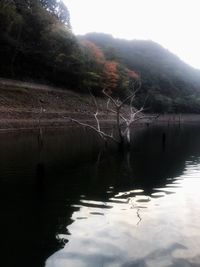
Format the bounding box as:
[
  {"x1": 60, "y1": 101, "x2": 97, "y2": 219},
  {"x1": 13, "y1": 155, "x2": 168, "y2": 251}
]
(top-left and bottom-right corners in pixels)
[{"x1": 1, "y1": 125, "x2": 200, "y2": 267}]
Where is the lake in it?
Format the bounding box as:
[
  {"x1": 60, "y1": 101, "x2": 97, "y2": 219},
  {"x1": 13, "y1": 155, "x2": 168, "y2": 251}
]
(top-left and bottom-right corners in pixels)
[{"x1": 1, "y1": 124, "x2": 200, "y2": 267}]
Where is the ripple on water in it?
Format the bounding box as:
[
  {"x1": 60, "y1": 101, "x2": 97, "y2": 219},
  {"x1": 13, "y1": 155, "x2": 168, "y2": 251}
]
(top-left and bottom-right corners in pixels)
[{"x1": 45, "y1": 133, "x2": 200, "y2": 267}]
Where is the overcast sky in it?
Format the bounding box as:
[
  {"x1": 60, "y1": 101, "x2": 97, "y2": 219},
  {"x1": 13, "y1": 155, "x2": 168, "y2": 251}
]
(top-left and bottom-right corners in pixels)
[{"x1": 64, "y1": 0, "x2": 200, "y2": 69}]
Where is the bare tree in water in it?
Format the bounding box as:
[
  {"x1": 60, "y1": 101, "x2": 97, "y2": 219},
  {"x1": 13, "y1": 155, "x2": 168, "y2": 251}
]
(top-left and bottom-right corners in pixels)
[{"x1": 71, "y1": 82, "x2": 156, "y2": 150}]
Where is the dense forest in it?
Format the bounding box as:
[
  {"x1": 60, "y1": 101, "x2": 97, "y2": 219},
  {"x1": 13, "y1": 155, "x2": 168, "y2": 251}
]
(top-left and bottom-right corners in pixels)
[{"x1": 1, "y1": 0, "x2": 200, "y2": 113}]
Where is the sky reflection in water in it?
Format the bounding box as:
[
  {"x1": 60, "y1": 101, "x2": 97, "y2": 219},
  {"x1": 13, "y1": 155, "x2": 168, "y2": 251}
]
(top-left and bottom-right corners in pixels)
[
  {"x1": 1, "y1": 125, "x2": 200, "y2": 267},
  {"x1": 45, "y1": 128, "x2": 200, "y2": 267}
]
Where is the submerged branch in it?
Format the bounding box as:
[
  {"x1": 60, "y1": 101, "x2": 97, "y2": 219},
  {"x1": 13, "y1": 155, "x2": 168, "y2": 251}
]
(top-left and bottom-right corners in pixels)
[
  {"x1": 70, "y1": 118, "x2": 119, "y2": 144},
  {"x1": 69, "y1": 82, "x2": 157, "y2": 148}
]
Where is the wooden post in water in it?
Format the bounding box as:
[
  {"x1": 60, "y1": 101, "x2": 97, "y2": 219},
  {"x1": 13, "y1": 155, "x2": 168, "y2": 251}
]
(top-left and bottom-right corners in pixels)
[{"x1": 162, "y1": 132, "x2": 166, "y2": 151}]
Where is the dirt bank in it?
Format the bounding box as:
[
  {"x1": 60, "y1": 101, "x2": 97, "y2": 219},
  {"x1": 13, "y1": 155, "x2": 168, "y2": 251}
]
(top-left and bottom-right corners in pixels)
[
  {"x1": 0, "y1": 78, "x2": 200, "y2": 131},
  {"x1": 0, "y1": 78, "x2": 116, "y2": 130}
]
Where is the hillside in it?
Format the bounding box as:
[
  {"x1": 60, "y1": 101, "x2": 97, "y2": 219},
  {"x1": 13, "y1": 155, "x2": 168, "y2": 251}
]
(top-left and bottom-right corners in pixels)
[
  {"x1": 1, "y1": 78, "x2": 200, "y2": 131},
  {"x1": 80, "y1": 33, "x2": 200, "y2": 113},
  {"x1": 1, "y1": 1, "x2": 200, "y2": 114},
  {"x1": 0, "y1": 78, "x2": 117, "y2": 130}
]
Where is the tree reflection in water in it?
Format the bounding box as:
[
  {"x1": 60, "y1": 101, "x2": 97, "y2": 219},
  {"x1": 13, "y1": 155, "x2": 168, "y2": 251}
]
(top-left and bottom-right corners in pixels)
[{"x1": 1, "y1": 125, "x2": 200, "y2": 267}]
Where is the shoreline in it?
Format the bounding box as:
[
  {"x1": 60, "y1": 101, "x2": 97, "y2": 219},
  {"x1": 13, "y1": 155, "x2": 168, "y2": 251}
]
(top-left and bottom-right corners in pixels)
[
  {"x1": 1, "y1": 78, "x2": 200, "y2": 131},
  {"x1": 0, "y1": 114, "x2": 200, "y2": 132}
]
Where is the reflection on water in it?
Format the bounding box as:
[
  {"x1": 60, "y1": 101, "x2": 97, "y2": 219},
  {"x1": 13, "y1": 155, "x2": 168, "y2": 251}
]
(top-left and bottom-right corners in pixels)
[
  {"x1": 1, "y1": 125, "x2": 200, "y2": 267},
  {"x1": 46, "y1": 161, "x2": 200, "y2": 267}
]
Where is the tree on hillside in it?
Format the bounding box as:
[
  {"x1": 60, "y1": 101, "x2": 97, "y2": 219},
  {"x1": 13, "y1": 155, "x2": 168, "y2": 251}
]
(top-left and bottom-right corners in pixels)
[
  {"x1": 82, "y1": 33, "x2": 200, "y2": 113},
  {"x1": 0, "y1": 0, "x2": 83, "y2": 87},
  {"x1": 80, "y1": 40, "x2": 140, "y2": 96},
  {"x1": 56, "y1": 1, "x2": 71, "y2": 26},
  {"x1": 81, "y1": 40, "x2": 105, "y2": 63},
  {"x1": 103, "y1": 61, "x2": 119, "y2": 94},
  {"x1": 80, "y1": 40, "x2": 104, "y2": 92}
]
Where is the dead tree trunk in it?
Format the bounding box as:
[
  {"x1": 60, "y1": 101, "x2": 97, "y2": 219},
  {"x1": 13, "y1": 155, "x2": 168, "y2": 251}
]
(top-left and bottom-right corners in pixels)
[{"x1": 70, "y1": 83, "x2": 157, "y2": 150}]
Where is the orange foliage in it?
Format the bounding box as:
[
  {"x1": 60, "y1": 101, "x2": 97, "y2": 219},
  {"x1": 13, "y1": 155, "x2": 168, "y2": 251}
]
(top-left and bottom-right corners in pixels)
[
  {"x1": 81, "y1": 40, "x2": 105, "y2": 63},
  {"x1": 127, "y1": 69, "x2": 139, "y2": 80},
  {"x1": 81, "y1": 40, "x2": 139, "y2": 94},
  {"x1": 103, "y1": 61, "x2": 119, "y2": 93}
]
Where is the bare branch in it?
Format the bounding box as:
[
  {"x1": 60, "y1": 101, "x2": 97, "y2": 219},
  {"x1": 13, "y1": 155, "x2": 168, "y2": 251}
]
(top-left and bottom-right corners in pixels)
[
  {"x1": 106, "y1": 98, "x2": 127, "y2": 123},
  {"x1": 94, "y1": 111, "x2": 101, "y2": 132},
  {"x1": 143, "y1": 94, "x2": 149, "y2": 108},
  {"x1": 69, "y1": 80, "x2": 157, "y2": 149},
  {"x1": 130, "y1": 94, "x2": 135, "y2": 114},
  {"x1": 129, "y1": 114, "x2": 159, "y2": 127},
  {"x1": 106, "y1": 99, "x2": 115, "y2": 113},
  {"x1": 120, "y1": 81, "x2": 141, "y2": 108},
  {"x1": 89, "y1": 89, "x2": 101, "y2": 132},
  {"x1": 120, "y1": 92, "x2": 135, "y2": 107},
  {"x1": 102, "y1": 89, "x2": 120, "y2": 108},
  {"x1": 70, "y1": 118, "x2": 119, "y2": 144}
]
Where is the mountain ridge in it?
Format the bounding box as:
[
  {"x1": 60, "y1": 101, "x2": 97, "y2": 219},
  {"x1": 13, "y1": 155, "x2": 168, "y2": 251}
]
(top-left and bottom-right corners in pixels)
[{"x1": 79, "y1": 32, "x2": 200, "y2": 113}]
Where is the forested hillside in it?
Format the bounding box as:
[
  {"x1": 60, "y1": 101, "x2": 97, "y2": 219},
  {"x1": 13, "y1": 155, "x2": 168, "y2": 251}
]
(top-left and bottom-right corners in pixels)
[
  {"x1": 1, "y1": 0, "x2": 200, "y2": 113},
  {"x1": 81, "y1": 33, "x2": 200, "y2": 113},
  {"x1": 0, "y1": 0, "x2": 84, "y2": 88}
]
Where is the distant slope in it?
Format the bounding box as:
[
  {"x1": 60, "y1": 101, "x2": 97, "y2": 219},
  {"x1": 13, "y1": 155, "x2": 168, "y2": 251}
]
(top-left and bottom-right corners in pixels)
[
  {"x1": 80, "y1": 33, "x2": 200, "y2": 113},
  {"x1": 2, "y1": 1, "x2": 200, "y2": 113},
  {"x1": 1, "y1": 78, "x2": 200, "y2": 130}
]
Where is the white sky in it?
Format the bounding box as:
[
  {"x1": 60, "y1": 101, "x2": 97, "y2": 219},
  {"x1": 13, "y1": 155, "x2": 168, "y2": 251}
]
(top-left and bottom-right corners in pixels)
[{"x1": 64, "y1": 0, "x2": 200, "y2": 69}]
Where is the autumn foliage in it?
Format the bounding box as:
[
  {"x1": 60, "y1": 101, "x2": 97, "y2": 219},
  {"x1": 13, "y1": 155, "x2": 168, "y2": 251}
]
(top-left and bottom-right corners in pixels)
[
  {"x1": 81, "y1": 40, "x2": 139, "y2": 95},
  {"x1": 127, "y1": 69, "x2": 139, "y2": 80},
  {"x1": 81, "y1": 40, "x2": 104, "y2": 63},
  {"x1": 103, "y1": 61, "x2": 119, "y2": 93}
]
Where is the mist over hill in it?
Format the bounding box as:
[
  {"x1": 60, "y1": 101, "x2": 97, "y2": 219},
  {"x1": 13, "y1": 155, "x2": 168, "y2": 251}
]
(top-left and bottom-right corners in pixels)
[{"x1": 80, "y1": 33, "x2": 200, "y2": 113}]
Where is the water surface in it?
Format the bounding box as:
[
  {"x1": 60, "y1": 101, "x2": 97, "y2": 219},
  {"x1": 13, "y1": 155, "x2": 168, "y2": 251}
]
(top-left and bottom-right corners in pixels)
[{"x1": 1, "y1": 125, "x2": 200, "y2": 267}]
